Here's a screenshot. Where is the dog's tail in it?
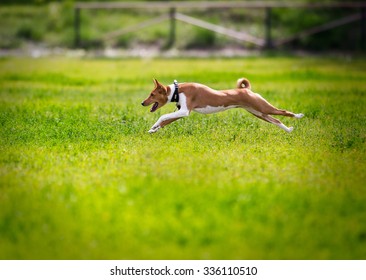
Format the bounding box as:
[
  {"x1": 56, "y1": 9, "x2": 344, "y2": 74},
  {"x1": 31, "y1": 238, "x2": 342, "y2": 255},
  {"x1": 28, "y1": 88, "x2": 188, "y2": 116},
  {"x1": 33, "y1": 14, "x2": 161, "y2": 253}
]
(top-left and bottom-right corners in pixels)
[{"x1": 236, "y1": 78, "x2": 251, "y2": 89}]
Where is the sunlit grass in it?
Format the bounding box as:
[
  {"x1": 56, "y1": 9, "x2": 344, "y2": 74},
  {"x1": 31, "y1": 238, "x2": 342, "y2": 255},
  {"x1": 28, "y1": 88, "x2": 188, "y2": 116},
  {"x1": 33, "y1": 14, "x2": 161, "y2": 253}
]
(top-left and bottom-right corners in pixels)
[{"x1": 0, "y1": 57, "x2": 365, "y2": 259}]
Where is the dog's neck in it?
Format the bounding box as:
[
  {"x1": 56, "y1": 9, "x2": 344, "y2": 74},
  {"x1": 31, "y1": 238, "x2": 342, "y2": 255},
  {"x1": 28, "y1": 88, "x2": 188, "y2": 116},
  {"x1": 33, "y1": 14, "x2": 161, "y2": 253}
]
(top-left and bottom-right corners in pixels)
[
  {"x1": 167, "y1": 84, "x2": 174, "y2": 101},
  {"x1": 167, "y1": 82, "x2": 179, "y2": 103}
]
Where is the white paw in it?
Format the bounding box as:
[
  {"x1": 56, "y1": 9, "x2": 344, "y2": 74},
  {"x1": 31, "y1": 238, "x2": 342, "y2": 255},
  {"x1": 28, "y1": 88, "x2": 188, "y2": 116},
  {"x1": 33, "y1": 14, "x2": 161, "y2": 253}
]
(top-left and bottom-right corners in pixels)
[
  {"x1": 148, "y1": 126, "x2": 161, "y2": 133},
  {"x1": 287, "y1": 127, "x2": 294, "y2": 133},
  {"x1": 295, "y1": 113, "x2": 304, "y2": 119}
]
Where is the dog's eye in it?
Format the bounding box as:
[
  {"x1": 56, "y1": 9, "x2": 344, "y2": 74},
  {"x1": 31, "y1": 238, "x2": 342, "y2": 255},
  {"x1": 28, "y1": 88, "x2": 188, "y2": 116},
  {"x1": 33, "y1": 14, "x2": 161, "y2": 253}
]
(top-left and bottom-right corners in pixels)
[{"x1": 151, "y1": 93, "x2": 155, "y2": 97}]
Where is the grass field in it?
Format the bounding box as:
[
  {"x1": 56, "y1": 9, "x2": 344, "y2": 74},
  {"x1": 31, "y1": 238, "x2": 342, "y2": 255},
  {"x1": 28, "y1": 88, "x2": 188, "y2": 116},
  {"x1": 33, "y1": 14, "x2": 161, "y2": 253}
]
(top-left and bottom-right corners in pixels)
[{"x1": 0, "y1": 56, "x2": 365, "y2": 260}]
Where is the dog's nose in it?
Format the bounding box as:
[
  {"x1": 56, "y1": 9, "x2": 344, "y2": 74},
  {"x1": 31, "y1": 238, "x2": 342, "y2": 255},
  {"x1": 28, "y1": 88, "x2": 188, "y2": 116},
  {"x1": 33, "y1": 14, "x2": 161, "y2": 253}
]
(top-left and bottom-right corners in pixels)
[{"x1": 141, "y1": 101, "x2": 144, "y2": 106}]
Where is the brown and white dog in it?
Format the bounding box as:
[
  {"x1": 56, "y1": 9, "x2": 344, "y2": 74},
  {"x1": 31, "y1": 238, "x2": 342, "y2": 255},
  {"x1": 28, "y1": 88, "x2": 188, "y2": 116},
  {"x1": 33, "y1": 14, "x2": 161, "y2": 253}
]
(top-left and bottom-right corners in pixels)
[{"x1": 141, "y1": 78, "x2": 304, "y2": 133}]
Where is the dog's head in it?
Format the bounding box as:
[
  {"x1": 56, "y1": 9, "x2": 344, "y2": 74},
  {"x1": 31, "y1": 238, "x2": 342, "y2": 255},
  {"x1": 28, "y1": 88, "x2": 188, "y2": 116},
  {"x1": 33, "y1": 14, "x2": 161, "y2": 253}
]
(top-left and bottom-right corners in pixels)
[{"x1": 141, "y1": 79, "x2": 169, "y2": 113}]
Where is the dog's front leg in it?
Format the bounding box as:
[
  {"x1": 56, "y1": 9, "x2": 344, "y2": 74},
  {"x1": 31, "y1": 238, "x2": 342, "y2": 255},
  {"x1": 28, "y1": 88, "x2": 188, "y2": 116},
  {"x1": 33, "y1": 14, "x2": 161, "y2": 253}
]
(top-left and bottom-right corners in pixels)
[
  {"x1": 149, "y1": 110, "x2": 190, "y2": 133},
  {"x1": 160, "y1": 118, "x2": 180, "y2": 128}
]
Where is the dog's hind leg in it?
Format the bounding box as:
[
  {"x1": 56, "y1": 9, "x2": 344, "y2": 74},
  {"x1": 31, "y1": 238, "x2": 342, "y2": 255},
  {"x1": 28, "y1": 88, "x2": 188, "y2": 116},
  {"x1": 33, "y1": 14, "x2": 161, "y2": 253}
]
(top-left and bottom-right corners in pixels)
[
  {"x1": 262, "y1": 114, "x2": 293, "y2": 132},
  {"x1": 249, "y1": 111, "x2": 293, "y2": 133},
  {"x1": 268, "y1": 108, "x2": 304, "y2": 119},
  {"x1": 249, "y1": 93, "x2": 304, "y2": 119}
]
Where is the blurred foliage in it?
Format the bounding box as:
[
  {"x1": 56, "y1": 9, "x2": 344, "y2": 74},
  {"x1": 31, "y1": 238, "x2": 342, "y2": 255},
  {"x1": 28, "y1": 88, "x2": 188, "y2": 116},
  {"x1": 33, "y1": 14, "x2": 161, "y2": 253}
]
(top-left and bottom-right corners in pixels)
[
  {"x1": 272, "y1": 1, "x2": 362, "y2": 51},
  {"x1": 0, "y1": 0, "x2": 364, "y2": 51},
  {"x1": 185, "y1": 28, "x2": 217, "y2": 49}
]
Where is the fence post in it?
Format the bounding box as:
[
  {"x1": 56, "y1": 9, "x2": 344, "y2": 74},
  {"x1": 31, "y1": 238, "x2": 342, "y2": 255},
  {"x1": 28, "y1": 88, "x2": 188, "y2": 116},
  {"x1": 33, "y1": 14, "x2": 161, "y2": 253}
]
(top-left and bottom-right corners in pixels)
[
  {"x1": 74, "y1": 7, "x2": 81, "y2": 48},
  {"x1": 167, "y1": 7, "x2": 176, "y2": 48},
  {"x1": 361, "y1": 7, "x2": 366, "y2": 51},
  {"x1": 265, "y1": 7, "x2": 273, "y2": 49}
]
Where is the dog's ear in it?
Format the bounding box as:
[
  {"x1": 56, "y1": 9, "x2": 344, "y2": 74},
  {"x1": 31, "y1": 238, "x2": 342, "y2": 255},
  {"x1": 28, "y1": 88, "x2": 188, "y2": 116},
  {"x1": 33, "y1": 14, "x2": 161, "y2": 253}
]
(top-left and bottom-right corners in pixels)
[{"x1": 153, "y1": 78, "x2": 162, "y2": 88}]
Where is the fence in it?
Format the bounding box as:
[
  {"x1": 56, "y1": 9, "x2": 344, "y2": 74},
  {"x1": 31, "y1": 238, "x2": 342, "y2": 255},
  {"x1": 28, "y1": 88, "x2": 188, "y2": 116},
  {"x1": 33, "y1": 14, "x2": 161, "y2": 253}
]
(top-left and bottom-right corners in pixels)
[{"x1": 74, "y1": 1, "x2": 366, "y2": 50}]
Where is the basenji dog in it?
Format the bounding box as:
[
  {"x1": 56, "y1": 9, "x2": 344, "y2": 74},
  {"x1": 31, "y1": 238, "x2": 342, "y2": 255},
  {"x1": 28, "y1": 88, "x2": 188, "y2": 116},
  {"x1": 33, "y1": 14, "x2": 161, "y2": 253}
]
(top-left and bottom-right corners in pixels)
[{"x1": 141, "y1": 78, "x2": 304, "y2": 133}]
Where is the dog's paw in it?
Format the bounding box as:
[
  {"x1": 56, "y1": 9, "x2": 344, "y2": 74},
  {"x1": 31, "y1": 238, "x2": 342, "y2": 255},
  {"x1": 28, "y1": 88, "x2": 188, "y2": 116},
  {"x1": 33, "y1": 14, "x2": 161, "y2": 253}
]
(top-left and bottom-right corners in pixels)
[
  {"x1": 148, "y1": 126, "x2": 161, "y2": 134},
  {"x1": 287, "y1": 127, "x2": 294, "y2": 133},
  {"x1": 294, "y1": 113, "x2": 304, "y2": 119}
]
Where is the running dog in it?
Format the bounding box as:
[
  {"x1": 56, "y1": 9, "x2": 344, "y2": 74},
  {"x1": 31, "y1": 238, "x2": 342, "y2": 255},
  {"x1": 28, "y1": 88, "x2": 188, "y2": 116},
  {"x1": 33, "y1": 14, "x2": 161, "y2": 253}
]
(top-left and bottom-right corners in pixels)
[{"x1": 141, "y1": 78, "x2": 304, "y2": 133}]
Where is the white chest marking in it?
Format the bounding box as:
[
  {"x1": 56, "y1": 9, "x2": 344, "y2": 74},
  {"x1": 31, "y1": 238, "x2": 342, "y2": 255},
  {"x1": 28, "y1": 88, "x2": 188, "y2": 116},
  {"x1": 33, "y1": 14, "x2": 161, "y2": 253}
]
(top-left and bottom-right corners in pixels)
[{"x1": 193, "y1": 105, "x2": 237, "y2": 114}]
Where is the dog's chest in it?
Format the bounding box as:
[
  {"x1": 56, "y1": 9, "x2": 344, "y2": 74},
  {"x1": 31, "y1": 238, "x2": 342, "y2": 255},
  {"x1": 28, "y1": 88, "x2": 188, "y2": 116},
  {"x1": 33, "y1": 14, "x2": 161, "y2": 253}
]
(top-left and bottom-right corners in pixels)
[{"x1": 193, "y1": 105, "x2": 237, "y2": 114}]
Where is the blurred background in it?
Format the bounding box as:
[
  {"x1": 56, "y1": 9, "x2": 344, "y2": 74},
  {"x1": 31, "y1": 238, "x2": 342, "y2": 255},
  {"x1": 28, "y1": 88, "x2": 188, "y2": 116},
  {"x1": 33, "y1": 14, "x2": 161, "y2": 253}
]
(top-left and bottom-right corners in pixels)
[{"x1": 0, "y1": 0, "x2": 365, "y2": 57}]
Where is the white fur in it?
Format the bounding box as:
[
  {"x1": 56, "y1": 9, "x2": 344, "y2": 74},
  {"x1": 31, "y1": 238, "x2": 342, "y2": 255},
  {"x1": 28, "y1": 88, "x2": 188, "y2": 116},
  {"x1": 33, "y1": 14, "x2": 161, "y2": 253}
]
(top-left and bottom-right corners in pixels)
[
  {"x1": 294, "y1": 113, "x2": 304, "y2": 119},
  {"x1": 193, "y1": 105, "x2": 238, "y2": 114},
  {"x1": 167, "y1": 84, "x2": 175, "y2": 102},
  {"x1": 149, "y1": 93, "x2": 190, "y2": 133},
  {"x1": 278, "y1": 123, "x2": 293, "y2": 133}
]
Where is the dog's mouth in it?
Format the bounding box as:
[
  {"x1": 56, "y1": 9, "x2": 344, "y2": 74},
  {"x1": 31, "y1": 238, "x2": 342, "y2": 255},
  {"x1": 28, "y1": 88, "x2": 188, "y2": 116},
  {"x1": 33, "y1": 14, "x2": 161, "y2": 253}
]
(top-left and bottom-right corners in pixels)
[{"x1": 150, "y1": 102, "x2": 159, "y2": 112}]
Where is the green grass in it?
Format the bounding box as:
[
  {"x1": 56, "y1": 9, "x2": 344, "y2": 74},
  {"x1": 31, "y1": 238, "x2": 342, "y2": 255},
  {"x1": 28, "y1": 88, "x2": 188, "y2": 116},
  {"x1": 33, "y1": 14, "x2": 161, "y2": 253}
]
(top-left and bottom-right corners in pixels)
[{"x1": 0, "y1": 56, "x2": 365, "y2": 259}]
